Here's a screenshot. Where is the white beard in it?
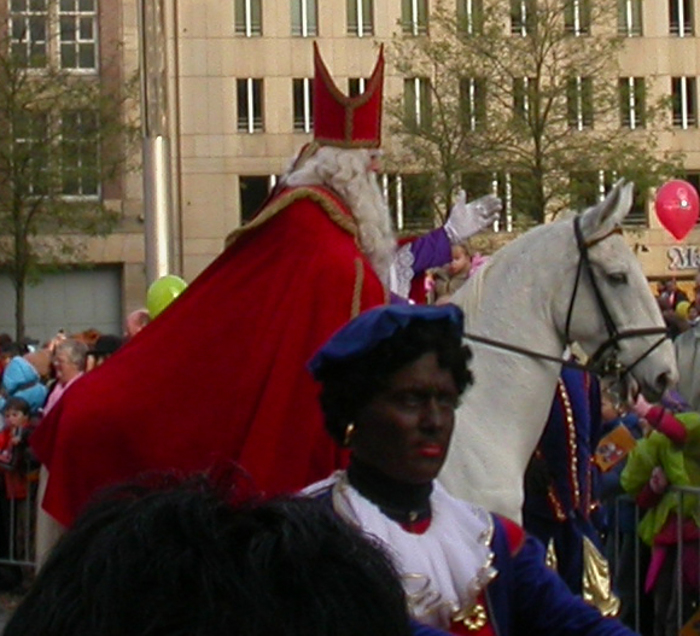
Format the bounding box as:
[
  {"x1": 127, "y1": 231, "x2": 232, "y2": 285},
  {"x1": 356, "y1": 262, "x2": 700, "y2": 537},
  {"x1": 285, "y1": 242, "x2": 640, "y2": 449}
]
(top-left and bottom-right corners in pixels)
[{"x1": 284, "y1": 147, "x2": 396, "y2": 285}]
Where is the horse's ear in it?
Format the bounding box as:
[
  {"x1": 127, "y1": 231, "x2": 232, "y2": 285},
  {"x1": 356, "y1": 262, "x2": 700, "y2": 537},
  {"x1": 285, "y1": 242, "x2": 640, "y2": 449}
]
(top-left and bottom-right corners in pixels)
[{"x1": 579, "y1": 179, "x2": 634, "y2": 240}]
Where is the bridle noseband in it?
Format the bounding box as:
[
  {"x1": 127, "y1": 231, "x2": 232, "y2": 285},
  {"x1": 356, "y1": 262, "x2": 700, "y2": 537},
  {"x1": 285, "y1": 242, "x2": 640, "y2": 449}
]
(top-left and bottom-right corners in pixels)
[{"x1": 463, "y1": 216, "x2": 668, "y2": 381}]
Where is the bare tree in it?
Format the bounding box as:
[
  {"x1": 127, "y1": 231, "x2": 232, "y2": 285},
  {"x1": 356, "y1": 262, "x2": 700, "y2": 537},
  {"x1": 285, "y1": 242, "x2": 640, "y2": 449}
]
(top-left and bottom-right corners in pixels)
[
  {"x1": 0, "y1": 34, "x2": 138, "y2": 342},
  {"x1": 385, "y1": 0, "x2": 682, "y2": 227}
]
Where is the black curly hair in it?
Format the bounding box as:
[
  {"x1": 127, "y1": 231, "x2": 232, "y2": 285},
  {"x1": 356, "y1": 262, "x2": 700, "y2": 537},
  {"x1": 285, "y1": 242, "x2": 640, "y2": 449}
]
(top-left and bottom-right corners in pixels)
[
  {"x1": 316, "y1": 317, "x2": 473, "y2": 445},
  {"x1": 5, "y1": 470, "x2": 412, "y2": 636}
]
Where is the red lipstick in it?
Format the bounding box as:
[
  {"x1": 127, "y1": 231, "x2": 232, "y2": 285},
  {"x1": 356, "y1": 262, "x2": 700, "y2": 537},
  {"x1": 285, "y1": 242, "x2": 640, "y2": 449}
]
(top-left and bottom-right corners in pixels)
[{"x1": 418, "y1": 444, "x2": 443, "y2": 458}]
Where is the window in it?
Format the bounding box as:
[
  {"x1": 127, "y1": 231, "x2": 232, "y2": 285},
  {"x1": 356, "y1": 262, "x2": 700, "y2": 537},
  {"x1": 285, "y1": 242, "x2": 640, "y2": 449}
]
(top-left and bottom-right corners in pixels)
[
  {"x1": 58, "y1": 0, "x2": 97, "y2": 69},
  {"x1": 404, "y1": 77, "x2": 431, "y2": 131},
  {"x1": 10, "y1": 0, "x2": 47, "y2": 68},
  {"x1": 13, "y1": 110, "x2": 49, "y2": 196},
  {"x1": 239, "y1": 175, "x2": 274, "y2": 223},
  {"x1": 10, "y1": 0, "x2": 98, "y2": 70},
  {"x1": 400, "y1": 173, "x2": 433, "y2": 230},
  {"x1": 462, "y1": 172, "x2": 495, "y2": 200},
  {"x1": 617, "y1": 0, "x2": 643, "y2": 35},
  {"x1": 566, "y1": 76, "x2": 594, "y2": 129},
  {"x1": 569, "y1": 171, "x2": 605, "y2": 210},
  {"x1": 234, "y1": 0, "x2": 262, "y2": 36},
  {"x1": 672, "y1": 76, "x2": 697, "y2": 128},
  {"x1": 622, "y1": 183, "x2": 647, "y2": 226},
  {"x1": 457, "y1": 0, "x2": 484, "y2": 35},
  {"x1": 291, "y1": 0, "x2": 317, "y2": 36},
  {"x1": 61, "y1": 109, "x2": 99, "y2": 196},
  {"x1": 237, "y1": 78, "x2": 264, "y2": 133},
  {"x1": 402, "y1": 0, "x2": 428, "y2": 36},
  {"x1": 459, "y1": 77, "x2": 487, "y2": 131},
  {"x1": 619, "y1": 77, "x2": 645, "y2": 129},
  {"x1": 292, "y1": 78, "x2": 313, "y2": 133},
  {"x1": 511, "y1": 0, "x2": 536, "y2": 36},
  {"x1": 513, "y1": 77, "x2": 536, "y2": 122},
  {"x1": 462, "y1": 172, "x2": 505, "y2": 228},
  {"x1": 684, "y1": 173, "x2": 700, "y2": 225},
  {"x1": 348, "y1": 77, "x2": 368, "y2": 97},
  {"x1": 381, "y1": 173, "x2": 433, "y2": 231},
  {"x1": 564, "y1": 0, "x2": 591, "y2": 35},
  {"x1": 569, "y1": 171, "x2": 647, "y2": 224},
  {"x1": 502, "y1": 171, "x2": 543, "y2": 225},
  {"x1": 13, "y1": 108, "x2": 101, "y2": 198},
  {"x1": 347, "y1": 0, "x2": 374, "y2": 36},
  {"x1": 669, "y1": 0, "x2": 693, "y2": 36}
]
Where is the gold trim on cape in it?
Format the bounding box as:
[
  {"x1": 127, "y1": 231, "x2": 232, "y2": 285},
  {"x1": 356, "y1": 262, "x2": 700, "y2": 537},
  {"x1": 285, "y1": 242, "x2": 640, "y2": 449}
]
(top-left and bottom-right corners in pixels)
[
  {"x1": 352, "y1": 258, "x2": 364, "y2": 318},
  {"x1": 224, "y1": 186, "x2": 358, "y2": 248}
]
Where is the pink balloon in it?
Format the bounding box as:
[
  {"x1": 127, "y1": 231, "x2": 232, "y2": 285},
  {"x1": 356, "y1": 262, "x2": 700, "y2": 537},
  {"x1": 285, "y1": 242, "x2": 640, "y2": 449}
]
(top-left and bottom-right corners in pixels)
[{"x1": 655, "y1": 179, "x2": 699, "y2": 241}]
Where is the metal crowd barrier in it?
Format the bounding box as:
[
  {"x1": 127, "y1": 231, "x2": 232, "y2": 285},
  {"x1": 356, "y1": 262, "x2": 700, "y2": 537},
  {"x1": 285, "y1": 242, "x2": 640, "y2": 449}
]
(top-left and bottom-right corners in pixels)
[
  {"x1": 607, "y1": 486, "x2": 700, "y2": 636},
  {"x1": 672, "y1": 485, "x2": 700, "y2": 636},
  {"x1": 0, "y1": 455, "x2": 39, "y2": 572}
]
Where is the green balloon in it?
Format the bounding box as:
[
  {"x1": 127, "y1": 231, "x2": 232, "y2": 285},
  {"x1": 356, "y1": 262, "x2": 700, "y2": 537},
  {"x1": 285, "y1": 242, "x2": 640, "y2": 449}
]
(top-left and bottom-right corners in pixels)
[{"x1": 146, "y1": 275, "x2": 188, "y2": 318}]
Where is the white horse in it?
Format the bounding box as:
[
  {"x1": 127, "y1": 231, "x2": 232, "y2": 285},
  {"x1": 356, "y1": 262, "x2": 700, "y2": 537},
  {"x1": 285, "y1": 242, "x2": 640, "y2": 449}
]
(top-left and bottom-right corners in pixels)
[{"x1": 440, "y1": 180, "x2": 678, "y2": 521}]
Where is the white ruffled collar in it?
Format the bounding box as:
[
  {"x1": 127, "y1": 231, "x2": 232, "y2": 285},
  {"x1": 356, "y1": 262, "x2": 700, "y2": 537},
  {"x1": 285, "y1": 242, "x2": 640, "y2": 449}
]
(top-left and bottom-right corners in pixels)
[{"x1": 311, "y1": 471, "x2": 497, "y2": 629}]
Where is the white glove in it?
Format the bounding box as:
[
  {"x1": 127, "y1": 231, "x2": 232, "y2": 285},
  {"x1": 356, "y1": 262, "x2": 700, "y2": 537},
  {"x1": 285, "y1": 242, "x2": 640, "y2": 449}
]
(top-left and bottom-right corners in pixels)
[{"x1": 443, "y1": 191, "x2": 502, "y2": 244}]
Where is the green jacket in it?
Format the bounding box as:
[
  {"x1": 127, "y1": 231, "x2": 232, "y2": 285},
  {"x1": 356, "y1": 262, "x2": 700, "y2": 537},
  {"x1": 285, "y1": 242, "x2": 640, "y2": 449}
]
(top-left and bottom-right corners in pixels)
[{"x1": 620, "y1": 412, "x2": 700, "y2": 545}]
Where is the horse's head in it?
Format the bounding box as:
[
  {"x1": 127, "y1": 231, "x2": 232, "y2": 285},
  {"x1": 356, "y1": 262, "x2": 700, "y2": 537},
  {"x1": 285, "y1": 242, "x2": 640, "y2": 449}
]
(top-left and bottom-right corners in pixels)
[{"x1": 554, "y1": 179, "x2": 677, "y2": 402}]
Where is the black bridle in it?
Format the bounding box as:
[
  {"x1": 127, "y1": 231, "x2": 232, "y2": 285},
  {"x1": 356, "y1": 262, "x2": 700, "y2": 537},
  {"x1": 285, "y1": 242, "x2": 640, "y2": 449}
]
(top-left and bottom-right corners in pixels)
[
  {"x1": 564, "y1": 215, "x2": 667, "y2": 378},
  {"x1": 464, "y1": 216, "x2": 668, "y2": 381}
]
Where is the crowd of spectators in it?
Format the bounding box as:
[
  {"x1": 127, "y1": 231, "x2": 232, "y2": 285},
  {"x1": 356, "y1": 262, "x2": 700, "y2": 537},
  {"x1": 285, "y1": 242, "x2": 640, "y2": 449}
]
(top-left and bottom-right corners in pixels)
[
  {"x1": 516, "y1": 273, "x2": 700, "y2": 636},
  {"x1": 0, "y1": 274, "x2": 698, "y2": 634},
  {"x1": 0, "y1": 310, "x2": 152, "y2": 590}
]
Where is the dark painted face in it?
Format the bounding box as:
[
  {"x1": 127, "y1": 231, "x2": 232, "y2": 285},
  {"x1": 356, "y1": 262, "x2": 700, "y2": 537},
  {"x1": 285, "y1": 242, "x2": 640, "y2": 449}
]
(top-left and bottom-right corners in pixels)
[{"x1": 351, "y1": 352, "x2": 459, "y2": 485}]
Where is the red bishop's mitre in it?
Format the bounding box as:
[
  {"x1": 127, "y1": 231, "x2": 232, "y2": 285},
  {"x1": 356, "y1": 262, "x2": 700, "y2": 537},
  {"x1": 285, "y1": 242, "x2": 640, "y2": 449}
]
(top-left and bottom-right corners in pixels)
[{"x1": 313, "y1": 41, "x2": 384, "y2": 149}]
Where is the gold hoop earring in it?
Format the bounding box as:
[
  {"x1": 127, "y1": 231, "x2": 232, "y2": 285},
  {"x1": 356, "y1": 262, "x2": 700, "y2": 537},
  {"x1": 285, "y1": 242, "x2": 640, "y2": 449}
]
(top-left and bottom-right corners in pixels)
[{"x1": 343, "y1": 423, "x2": 356, "y2": 447}]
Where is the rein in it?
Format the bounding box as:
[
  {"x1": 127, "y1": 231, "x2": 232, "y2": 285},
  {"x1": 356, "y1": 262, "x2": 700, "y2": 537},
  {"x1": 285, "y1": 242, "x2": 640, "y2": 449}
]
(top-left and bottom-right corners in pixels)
[
  {"x1": 463, "y1": 216, "x2": 668, "y2": 379},
  {"x1": 461, "y1": 331, "x2": 588, "y2": 370},
  {"x1": 462, "y1": 328, "x2": 668, "y2": 374}
]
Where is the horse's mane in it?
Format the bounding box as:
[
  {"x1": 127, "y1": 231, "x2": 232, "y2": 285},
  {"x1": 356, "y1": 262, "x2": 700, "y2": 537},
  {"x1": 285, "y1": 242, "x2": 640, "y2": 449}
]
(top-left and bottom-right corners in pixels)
[{"x1": 458, "y1": 257, "x2": 492, "y2": 326}]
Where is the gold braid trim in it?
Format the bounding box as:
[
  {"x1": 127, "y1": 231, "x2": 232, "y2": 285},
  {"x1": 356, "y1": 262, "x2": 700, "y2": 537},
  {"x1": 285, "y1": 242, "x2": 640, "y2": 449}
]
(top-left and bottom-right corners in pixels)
[
  {"x1": 352, "y1": 258, "x2": 364, "y2": 318},
  {"x1": 558, "y1": 377, "x2": 581, "y2": 510},
  {"x1": 224, "y1": 187, "x2": 358, "y2": 249}
]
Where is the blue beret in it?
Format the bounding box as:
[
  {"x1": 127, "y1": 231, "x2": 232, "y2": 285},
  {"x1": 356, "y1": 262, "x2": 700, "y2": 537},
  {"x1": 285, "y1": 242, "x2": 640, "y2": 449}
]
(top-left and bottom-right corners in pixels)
[{"x1": 308, "y1": 304, "x2": 464, "y2": 379}]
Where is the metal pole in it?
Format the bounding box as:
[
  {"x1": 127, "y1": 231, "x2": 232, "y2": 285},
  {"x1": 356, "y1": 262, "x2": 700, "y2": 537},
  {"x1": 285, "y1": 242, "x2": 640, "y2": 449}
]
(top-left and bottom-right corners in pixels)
[{"x1": 137, "y1": 0, "x2": 175, "y2": 284}]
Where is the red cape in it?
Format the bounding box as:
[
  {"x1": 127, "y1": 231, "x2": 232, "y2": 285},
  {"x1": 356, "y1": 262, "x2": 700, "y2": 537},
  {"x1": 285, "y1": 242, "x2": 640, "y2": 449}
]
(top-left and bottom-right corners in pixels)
[{"x1": 31, "y1": 186, "x2": 386, "y2": 526}]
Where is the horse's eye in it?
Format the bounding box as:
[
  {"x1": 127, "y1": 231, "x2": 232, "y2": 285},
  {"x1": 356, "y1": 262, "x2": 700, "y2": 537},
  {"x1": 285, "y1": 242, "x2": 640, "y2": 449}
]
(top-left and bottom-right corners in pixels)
[{"x1": 607, "y1": 272, "x2": 628, "y2": 285}]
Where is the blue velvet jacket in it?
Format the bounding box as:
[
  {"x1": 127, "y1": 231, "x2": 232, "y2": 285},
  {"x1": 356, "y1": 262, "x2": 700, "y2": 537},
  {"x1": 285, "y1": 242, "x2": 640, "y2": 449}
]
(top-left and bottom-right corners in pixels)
[{"x1": 314, "y1": 484, "x2": 633, "y2": 636}]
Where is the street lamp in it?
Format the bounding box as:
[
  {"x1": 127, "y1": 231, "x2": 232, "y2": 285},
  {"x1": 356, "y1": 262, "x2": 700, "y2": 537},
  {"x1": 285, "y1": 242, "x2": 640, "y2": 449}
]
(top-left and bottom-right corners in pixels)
[{"x1": 137, "y1": 0, "x2": 175, "y2": 284}]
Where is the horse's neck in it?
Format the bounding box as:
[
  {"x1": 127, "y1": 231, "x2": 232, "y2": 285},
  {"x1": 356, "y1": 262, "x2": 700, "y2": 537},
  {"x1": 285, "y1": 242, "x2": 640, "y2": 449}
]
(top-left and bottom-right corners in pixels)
[
  {"x1": 463, "y1": 245, "x2": 564, "y2": 353},
  {"x1": 466, "y1": 258, "x2": 564, "y2": 464},
  {"x1": 444, "y1": 238, "x2": 568, "y2": 519},
  {"x1": 470, "y1": 240, "x2": 568, "y2": 431}
]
